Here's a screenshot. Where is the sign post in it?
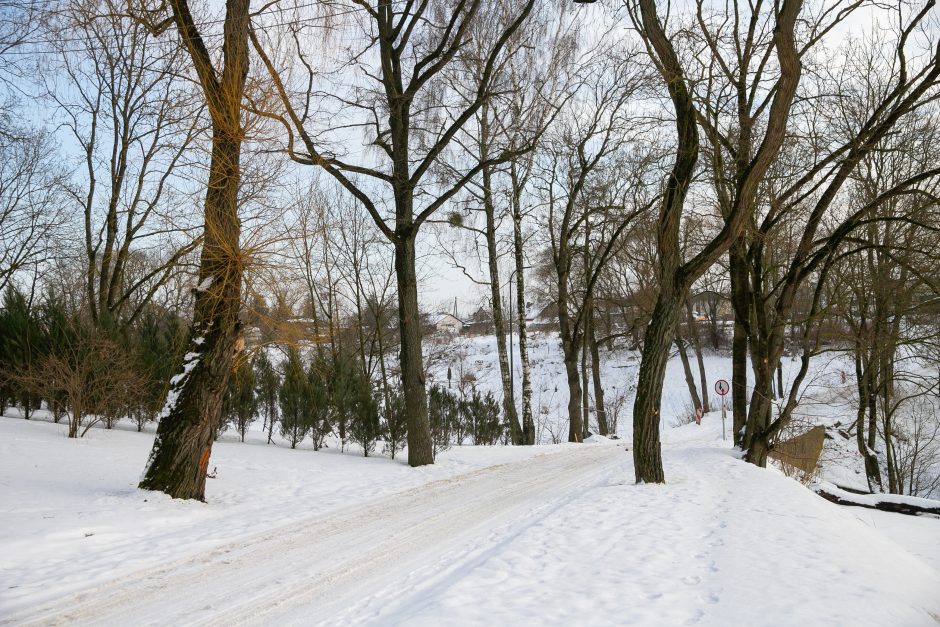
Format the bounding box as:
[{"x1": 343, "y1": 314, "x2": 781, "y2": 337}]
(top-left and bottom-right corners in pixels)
[{"x1": 715, "y1": 379, "x2": 730, "y2": 440}]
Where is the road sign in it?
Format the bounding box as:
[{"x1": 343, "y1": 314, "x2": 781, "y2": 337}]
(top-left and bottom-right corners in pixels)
[
  {"x1": 715, "y1": 379, "x2": 730, "y2": 396},
  {"x1": 714, "y1": 379, "x2": 730, "y2": 441}
]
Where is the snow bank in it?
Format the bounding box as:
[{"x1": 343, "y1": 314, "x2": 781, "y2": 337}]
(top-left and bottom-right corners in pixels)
[{"x1": 813, "y1": 481, "x2": 940, "y2": 514}]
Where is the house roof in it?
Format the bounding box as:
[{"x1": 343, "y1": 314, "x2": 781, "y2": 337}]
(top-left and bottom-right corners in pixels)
[{"x1": 429, "y1": 312, "x2": 464, "y2": 325}]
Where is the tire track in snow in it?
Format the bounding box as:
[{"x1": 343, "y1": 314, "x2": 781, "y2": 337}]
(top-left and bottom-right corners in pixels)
[{"x1": 5, "y1": 444, "x2": 622, "y2": 627}]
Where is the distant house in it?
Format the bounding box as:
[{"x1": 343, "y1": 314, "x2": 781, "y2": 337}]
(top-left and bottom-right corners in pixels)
[
  {"x1": 527, "y1": 302, "x2": 559, "y2": 332},
  {"x1": 466, "y1": 305, "x2": 495, "y2": 336},
  {"x1": 428, "y1": 312, "x2": 465, "y2": 335}
]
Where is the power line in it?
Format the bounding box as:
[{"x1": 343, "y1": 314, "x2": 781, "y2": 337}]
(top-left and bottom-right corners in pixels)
[{"x1": 0, "y1": 1, "x2": 379, "y2": 55}]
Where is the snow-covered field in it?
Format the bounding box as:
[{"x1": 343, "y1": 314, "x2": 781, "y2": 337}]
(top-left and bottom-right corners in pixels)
[{"x1": 2, "y1": 336, "x2": 939, "y2": 625}]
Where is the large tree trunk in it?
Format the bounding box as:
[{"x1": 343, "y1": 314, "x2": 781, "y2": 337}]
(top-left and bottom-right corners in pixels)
[
  {"x1": 581, "y1": 318, "x2": 590, "y2": 439},
  {"x1": 742, "y1": 317, "x2": 786, "y2": 466},
  {"x1": 395, "y1": 234, "x2": 434, "y2": 466},
  {"x1": 630, "y1": 0, "x2": 700, "y2": 483},
  {"x1": 854, "y1": 348, "x2": 883, "y2": 492},
  {"x1": 557, "y1": 274, "x2": 583, "y2": 442},
  {"x1": 139, "y1": 129, "x2": 244, "y2": 500},
  {"x1": 742, "y1": 360, "x2": 775, "y2": 467},
  {"x1": 880, "y1": 343, "x2": 901, "y2": 494},
  {"x1": 136, "y1": 0, "x2": 250, "y2": 501},
  {"x1": 729, "y1": 241, "x2": 749, "y2": 447},
  {"x1": 633, "y1": 296, "x2": 684, "y2": 483},
  {"x1": 561, "y1": 332, "x2": 583, "y2": 443}
]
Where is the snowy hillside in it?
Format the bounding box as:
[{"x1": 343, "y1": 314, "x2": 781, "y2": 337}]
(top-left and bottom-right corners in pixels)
[
  {"x1": 423, "y1": 331, "x2": 734, "y2": 441},
  {"x1": 424, "y1": 332, "x2": 925, "y2": 495}
]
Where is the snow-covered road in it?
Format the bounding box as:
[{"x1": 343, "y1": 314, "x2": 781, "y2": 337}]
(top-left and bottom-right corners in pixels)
[
  {"x1": 3, "y1": 414, "x2": 940, "y2": 626},
  {"x1": 6, "y1": 444, "x2": 624, "y2": 626}
]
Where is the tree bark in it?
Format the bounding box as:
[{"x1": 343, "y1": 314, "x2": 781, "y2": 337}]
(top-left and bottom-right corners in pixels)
[
  {"x1": 139, "y1": 128, "x2": 244, "y2": 500},
  {"x1": 633, "y1": 295, "x2": 684, "y2": 483},
  {"x1": 557, "y1": 273, "x2": 583, "y2": 442},
  {"x1": 395, "y1": 234, "x2": 434, "y2": 466},
  {"x1": 729, "y1": 240, "x2": 750, "y2": 447},
  {"x1": 631, "y1": 0, "x2": 703, "y2": 483},
  {"x1": 138, "y1": 0, "x2": 249, "y2": 501},
  {"x1": 742, "y1": 346, "x2": 776, "y2": 467},
  {"x1": 854, "y1": 348, "x2": 883, "y2": 492},
  {"x1": 581, "y1": 314, "x2": 591, "y2": 439},
  {"x1": 561, "y1": 335, "x2": 583, "y2": 443}
]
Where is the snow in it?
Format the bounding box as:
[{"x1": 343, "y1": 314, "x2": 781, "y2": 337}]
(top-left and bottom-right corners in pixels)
[
  {"x1": 2, "y1": 411, "x2": 939, "y2": 625},
  {"x1": 365, "y1": 422, "x2": 940, "y2": 627},
  {"x1": 170, "y1": 351, "x2": 200, "y2": 387},
  {"x1": 813, "y1": 481, "x2": 940, "y2": 510},
  {"x1": 158, "y1": 349, "x2": 201, "y2": 422},
  {"x1": 2, "y1": 336, "x2": 939, "y2": 624},
  {"x1": 0, "y1": 415, "x2": 572, "y2": 619}
]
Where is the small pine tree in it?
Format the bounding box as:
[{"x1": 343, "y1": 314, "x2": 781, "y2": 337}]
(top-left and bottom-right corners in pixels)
[
  {"x1": 383, "y1": 389, "x2": 408, "y2": 460},
  {"x1": 253, "y1": 350, "x2": 280, "y2": 444},
  {"x1": 33, "y1": 296, "x2": 75, "y2": 424},
  {"x1": 428, "y1": 384, "x2": 457, "y2": 456},
  {"x1": 328, "y1": 354, "x2": 355, "y2": 449},
  {"x1": 224, "y1": 358, "x2": 257, "y2": 442},
  {"x1": 348, "y1": 384, "x2": 380, "y2": 457},
  {"x1": 1, "y1": 287, "x2": 44, "y2": 419},
  {"x1": 279, "y1": 347, "x2": 310, "y2": 448},
  {"x1": 134, "y1": 309, "x2": 186, "y2": 432},
  {"x1": 307, "y1": 358, "x2": 331, "y2": 450},
  {"x1": 464, "y1": 390, "x2": 503, "y2": 445}
]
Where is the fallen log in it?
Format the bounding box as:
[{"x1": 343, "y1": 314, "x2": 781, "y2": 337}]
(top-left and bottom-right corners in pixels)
[{"x1": 812, "y1": 482, "x2": 940, "y2": 516}]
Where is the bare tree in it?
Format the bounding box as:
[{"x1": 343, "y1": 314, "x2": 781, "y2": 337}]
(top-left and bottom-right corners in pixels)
[
  {"x1": 625, "y1": 0, "x2": 803, "y2": 482},
  {"x1": 22, "y1": 328, "x2": 145, "y2": 438},
  {"x1": 46, "y1": 0, "x2": 201, "y2": 329},
  {"x1": 0, "y1": 0, "x2": 45, "y2": 109},
  {"x1": 0, "y1": 127, "x2": 64, "y2": 293},
  {"x1": 250, "y1": 0, "x2": 537, "y2": 465},
  {"x1": 440, "y1": 6, "x2": 577, "y2": 445},
  {"x1": 726, "y1": 10, "x2": 940, "y2": 467},
  {"x1": 835, "y1": 105, "x2": 940, "y2": 493},
  {"x1": 534, "y1": 45, "x2": 649, "y2": 442}
]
